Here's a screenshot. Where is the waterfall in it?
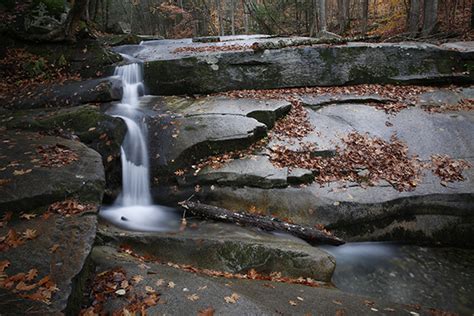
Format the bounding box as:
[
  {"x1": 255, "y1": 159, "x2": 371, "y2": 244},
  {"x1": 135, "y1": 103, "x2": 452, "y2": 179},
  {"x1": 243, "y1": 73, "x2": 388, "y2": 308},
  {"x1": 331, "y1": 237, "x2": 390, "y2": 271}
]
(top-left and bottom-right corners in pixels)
[
  {"x1": 112, "y1": 63, "x2": 151, "y2": 206},
  {"x1": 100, "y1": 61, "x2": 179, "y2": 231}
]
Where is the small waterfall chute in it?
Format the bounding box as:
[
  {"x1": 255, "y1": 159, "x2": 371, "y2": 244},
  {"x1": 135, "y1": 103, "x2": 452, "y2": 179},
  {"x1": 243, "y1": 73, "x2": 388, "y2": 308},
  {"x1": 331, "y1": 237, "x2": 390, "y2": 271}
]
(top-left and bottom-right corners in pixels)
[{"x1": 100, "y1": 61, "x2": 179, "y2": 231}]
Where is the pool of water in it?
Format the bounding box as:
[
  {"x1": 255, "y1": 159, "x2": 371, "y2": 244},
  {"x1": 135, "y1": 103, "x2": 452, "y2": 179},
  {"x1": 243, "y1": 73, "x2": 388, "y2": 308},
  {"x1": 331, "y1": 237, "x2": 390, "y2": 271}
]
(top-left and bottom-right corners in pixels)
[{"x1": 323, "y1": 242, "x2": 474, "y2": 314}]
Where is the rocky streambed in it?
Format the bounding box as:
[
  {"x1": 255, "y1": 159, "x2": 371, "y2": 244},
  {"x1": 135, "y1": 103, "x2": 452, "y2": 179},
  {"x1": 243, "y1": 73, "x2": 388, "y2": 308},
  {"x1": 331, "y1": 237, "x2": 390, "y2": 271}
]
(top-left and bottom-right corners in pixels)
[{"x1": 1, "y1": 36, "x2": 473, "y2": 315}]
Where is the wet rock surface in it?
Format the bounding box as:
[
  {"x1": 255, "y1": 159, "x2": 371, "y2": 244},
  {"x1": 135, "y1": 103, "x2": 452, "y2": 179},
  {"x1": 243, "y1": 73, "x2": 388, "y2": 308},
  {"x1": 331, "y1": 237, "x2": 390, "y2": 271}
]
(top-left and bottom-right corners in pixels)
[
  {"x1": 88, "y1": 245, "x2": 437, "y2": 316},
  {"x1": 6, "y1": 77, "x2": 122, "y2": 110},
  {"x1": 2, "y1": 104, "x2": 127, "y2": 198},
  {"x1": 98, "y1": 220, "x2": 335, "y2": 281},
  {"x1": 0, "y1": 133, "x2": 104, "y2": 314},
  {"x1": 0, "y1": 131, "x2": 105, "y2": 212}
]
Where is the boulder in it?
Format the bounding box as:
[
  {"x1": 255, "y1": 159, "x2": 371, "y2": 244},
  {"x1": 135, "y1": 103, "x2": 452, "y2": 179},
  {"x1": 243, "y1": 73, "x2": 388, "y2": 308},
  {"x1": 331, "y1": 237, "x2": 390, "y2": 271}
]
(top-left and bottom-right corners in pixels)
[
  {"x1": 0, "y1": 131, "x2": 105, "y2": 212},
  {"x1": 6, "y1": 77, "x2": 122, "y2": 110},
  {"x1": 140, "y1": 41, "x2": 474, "y2": 95},
  {"x1": 2, "y1": 105, "x2": 126, "y2": 199},
  {"x1": 98, "y1": 220, "x2": 335, "y2": 281},
  {"x1": 0, "y1": 130, "x2": 104, "y2": 314},
  {"x1": 196, "y1": 156, "x2": 288, "y2": 189}
]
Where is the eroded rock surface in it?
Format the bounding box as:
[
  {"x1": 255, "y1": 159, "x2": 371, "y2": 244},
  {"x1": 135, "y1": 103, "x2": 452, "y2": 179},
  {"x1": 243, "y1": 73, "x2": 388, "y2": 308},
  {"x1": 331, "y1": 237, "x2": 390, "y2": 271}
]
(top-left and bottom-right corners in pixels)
[
  {"x1": 87, "y1": 245, "x2": 437, "y2": 315},
  {"x1": 128, "y1": 39, "x2": 474, "y2": 95},
  {"x1": 0, "y1": 132, "x2": 105, "y2": 314},
  {"x1": 98, "y1": 220, "x2": 335, "y2": 281}
]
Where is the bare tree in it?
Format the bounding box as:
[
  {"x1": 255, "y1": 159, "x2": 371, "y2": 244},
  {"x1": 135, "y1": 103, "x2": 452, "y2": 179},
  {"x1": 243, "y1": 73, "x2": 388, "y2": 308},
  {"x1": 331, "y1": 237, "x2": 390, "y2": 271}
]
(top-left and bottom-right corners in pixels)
[
  {"x1": 421, "y1": 0, "x2": 439, "y2": 36},
  {"x1": 408, "y1": 0, "x2": 420, "y2": 35},
  {"x1": 338, "y1": 0, "x2": 350, "y2": 33}
]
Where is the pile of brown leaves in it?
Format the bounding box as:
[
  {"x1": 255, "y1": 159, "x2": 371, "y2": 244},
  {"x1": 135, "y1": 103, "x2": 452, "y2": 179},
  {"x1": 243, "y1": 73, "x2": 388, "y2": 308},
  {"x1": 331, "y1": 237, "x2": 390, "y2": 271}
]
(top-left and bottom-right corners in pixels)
[
  {"x1": 222, "y1": 84, "x2": 434, "y2": 114},
  {"x1": 0, "y1": 227, "x2": 38, "y2": 252},
  {"x1": 0, "y1": 263, "x2": 58, "y2": 305},
  {"x1": 273, "y1": 100, "x2": 313, "y2": 138},
  {"x1": 0, "y1": 48, "x2": 78, "y2": 97},
  {"x1": 47, "y1": 199, "x2": 95, "y2": 217},
  {"x1": 36, "y1": 144, "x2": 79, "y2": 168},
  {"x1": 423, "y1": 99, "x2": 474, "y2": 113},
  {"x1": 270, "y1": 132, "x2": 423, "y2": 191},
  {"x1": 431, "y1": 154, "x2": 471, "y2": 185},
  {"x1": 80, "y1": 267, "x2": 159, "y2": 315},
  {"x1": 173, "y1": 44, "x2": 250, "y2": 53}
]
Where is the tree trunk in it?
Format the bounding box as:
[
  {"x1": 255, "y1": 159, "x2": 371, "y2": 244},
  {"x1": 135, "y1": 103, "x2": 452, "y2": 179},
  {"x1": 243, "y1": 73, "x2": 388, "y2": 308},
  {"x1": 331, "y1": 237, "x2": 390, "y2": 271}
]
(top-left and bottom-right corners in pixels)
[
  {"x1": 421, "y1": 0, "x2": 438, "y2": 36},
  {"x1": 231, "y1": 0, "x2": 236, "y2": 35},
  {"x1": 180, "y1": 201, "x2": 345, "y2": 246},
  {"x1": 408, "y1": 0, "x2": 420, "y2": 35},
  {"x1": 338, "y1": 0, "x2": 350, "y2": 34},
  {"x1": 361, "y1": 0, "x2": 368, "y2": 34},
  {"x1": 319, "y1": 0, "x2": 327, "y2": 32},
  {"x1": 471, "y1": 0, "x2": 474, "y2": 29}
]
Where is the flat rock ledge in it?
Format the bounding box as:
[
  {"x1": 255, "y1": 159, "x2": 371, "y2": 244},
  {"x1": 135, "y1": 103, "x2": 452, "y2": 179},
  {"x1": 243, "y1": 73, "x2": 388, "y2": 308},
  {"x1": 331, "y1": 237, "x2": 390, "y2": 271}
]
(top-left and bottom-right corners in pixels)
[
  {"x1": 0, "y1": 131, "x2": 105, "y2": 314},
  {"x1": 98, "y1": 220, "x2": 335, "y2": 282},
  {"x1": 89, "y1": 245, "x2": 438, "y2": 315},
  {"x1": 145, "y1": 96, "x2": 290, "y2": 174},
  {"x1": 140, "y1": 41, "x2": 474, "y2": 95}
]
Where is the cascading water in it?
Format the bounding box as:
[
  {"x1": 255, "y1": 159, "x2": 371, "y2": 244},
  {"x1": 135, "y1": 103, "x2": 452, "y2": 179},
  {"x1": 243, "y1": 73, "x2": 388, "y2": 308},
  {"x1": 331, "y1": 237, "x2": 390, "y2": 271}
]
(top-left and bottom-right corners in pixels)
[{"x1": 100, "y1": 60, "x2": 178, "y2": 231}]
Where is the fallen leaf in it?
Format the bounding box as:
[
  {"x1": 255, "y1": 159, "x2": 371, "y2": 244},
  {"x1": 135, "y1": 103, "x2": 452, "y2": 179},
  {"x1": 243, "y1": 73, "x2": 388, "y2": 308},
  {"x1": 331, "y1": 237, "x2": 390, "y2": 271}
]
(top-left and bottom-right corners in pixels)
[
  {"x1": 20, "y1": 213, "x2": 36, "y2": 220},
  {"x1": 145, "y1": 286, "x2": 155, "y2": 293},
  {"x1": 16, "y1": 281, "x2": 37, "y2": 291},
  {"x1": 198, "y1": 307, "x2": 215, "y2": 316},
  {"x1": 132, "y1": 275, "x2": 143, "y2": 284},
  {"x1": 23, "y1": 229, "x2": 38, "y2": 240},
  {"x1": 26, "y1": 269, "x2": 38, "y2": 281},
  {"x1": 224, "y1": 293, "x2": 240, "y2": 304},
  {"x1": 289, "y1": 300, "x2": 297, "y2": 306},
  {"x1": 13, "y1": 169, "x2": 32, "y2": 176},
  {"x1": 167, "y1": 281, "x2": 176, "y2": 288},
  {"x1": 187, "y1": 293, "x2": 199, "y2": 301},
  {"x1": 156, "y1": 279, "x2": 165, "y2": 286},
  {"x1": 50, "y1": 244, "x2": 60, "y2": 253},
  {"x1": 0, "y1": 260, "x2": 10, "y2": 273}
]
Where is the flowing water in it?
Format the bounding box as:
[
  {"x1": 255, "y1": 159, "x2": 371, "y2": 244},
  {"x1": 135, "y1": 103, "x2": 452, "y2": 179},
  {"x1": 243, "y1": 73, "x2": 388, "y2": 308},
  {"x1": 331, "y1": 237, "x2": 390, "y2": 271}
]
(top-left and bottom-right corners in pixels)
[
  {"x1": 99, "y1": 61, "x2": 179, "y2": 232},
  {"x1": 323, "y1": 242, "x2": 474, "y2": 314}
]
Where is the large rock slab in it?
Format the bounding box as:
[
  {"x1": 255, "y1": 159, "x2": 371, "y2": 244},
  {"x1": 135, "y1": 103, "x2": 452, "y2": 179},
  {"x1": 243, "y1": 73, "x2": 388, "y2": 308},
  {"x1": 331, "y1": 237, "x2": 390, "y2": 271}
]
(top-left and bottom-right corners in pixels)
[
  {"x1": 0, "y1": 211, "x2": 98, "y2": 315},
  {"x1": 6, "y1": 77, "x2": 122, "y2": 110},
  {"x1": 2, "y1": 105, "x2": 126, "y2": 198},
  {"x1": 87, "y1": 245, "x2": 439, "y2": 315},
  {"x1": 0, "y1": 131, "x2": 105, "y2": 314},
  {"x1": 144, "y1": 95, "x2": 290, "y2": 175},
  {"x1": 138, "y1": 41, "x2": 473, "y2": 95},
  {"x1": 189, "y1": 103, "x2": 474, "y2": 246},
  {"x1": 98, "y1": 220, "x2": 335, "y2": 281},
  {"x1": 196, "y1": 156, "x2": 288, "y2": 188},
  {"x1": 148, "y1": 112, "x2": 267, "y2": 174},
  {"x1": 0, "y1": 131, "x2": 105, "y2": 212}
]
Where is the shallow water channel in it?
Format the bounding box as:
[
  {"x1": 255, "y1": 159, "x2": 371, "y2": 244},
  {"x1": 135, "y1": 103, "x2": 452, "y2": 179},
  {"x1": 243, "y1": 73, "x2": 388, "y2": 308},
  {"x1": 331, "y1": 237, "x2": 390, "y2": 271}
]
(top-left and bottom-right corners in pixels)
[{"x1": 323, "y1": 242, "x2": 474, "y2": 314}]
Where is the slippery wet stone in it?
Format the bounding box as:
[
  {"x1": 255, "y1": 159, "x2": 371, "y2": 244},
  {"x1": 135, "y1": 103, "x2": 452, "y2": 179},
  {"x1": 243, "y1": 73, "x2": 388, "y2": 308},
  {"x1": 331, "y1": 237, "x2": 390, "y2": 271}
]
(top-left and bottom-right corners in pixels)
[
  {"x1": 98, "y1": 220, "x2": 335, "y2": 281},
  {"x1": 88, "y1": 245, "x2": 435, "y2": 315}
]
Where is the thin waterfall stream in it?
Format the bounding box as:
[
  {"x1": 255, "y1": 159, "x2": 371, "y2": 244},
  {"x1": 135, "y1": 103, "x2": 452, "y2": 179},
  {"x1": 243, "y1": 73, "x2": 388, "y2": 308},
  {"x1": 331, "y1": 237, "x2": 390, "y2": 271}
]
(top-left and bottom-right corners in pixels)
[{"x1": 99, "y1": 60, "x2": 179, "y2": 231}]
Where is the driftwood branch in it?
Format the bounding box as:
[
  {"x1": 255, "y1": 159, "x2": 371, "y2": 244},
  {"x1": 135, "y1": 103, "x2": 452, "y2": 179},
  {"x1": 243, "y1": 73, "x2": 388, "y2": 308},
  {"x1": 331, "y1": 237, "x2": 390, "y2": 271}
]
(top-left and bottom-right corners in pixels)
[{"x1": 180, "y1": 201, "x2": 345, "y2": 246}]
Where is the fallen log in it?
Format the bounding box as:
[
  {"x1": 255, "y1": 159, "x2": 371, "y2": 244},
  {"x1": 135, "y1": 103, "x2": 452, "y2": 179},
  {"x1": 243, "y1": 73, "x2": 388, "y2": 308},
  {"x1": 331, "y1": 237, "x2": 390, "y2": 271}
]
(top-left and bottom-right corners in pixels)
[{"x1": 179, "y1": 201, "x2": 345, "y2": 246}]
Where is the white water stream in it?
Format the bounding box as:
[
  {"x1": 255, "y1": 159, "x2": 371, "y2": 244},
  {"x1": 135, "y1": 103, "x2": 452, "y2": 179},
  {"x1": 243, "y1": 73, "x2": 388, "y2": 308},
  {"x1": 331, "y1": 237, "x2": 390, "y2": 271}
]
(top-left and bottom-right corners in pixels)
[{"x1": 100, "y1": 61, "x2": 178, "y2": 231}]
